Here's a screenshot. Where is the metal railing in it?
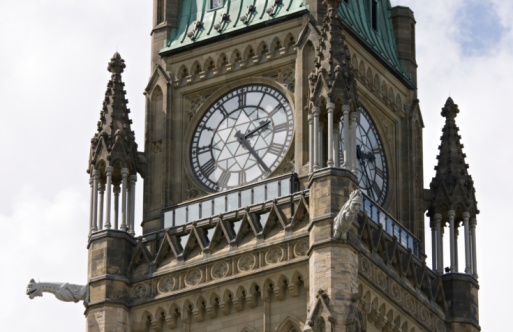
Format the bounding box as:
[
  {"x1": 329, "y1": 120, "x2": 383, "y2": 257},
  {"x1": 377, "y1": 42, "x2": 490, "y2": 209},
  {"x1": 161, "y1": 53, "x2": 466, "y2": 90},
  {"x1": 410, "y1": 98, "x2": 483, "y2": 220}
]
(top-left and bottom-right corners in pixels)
[
  {"x1": 162, "y1": 173, "x2": 297, "y2": 229},
  {"x1": 361, "y1": 193, "x2": 422, "y2": 258}
]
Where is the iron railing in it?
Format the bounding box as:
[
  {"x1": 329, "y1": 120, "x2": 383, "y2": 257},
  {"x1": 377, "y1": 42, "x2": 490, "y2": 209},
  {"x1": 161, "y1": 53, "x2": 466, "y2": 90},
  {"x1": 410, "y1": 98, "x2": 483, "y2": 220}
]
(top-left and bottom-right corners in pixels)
[
  {"x1": 361, "y1": 193, "x2": 422, "y2": 258},
  {"x1": 162, "y1": 173, "x2": 297, "y2": 229}
]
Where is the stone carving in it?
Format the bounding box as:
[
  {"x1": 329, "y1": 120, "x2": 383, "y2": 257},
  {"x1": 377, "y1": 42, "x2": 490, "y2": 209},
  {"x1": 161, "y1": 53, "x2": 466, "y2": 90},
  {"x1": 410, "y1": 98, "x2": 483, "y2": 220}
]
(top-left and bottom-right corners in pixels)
[
  {"x1": 238, "y1": 254, "x2": 256, "y2": 272},
  {"x1": 265, "y1": 247, "x2": 284, "y2": 264},
  {"x1": 360, "y1": 257, "x2": 372, "y2": 278},
  {"x1": 376, "y1": 271, "x2": 387, "y2": 291},
  {"x1": 333, "y1": 189, "x2": 363, "y2": 240},
  {"x1": 130, "y1": 282, "x2": 150, "y2": 301},
  {"x1": 157, "y1": 276, "x2": 176, "y2": 293},
  {"x1": 293, "y1": 240, "x2": 309, "y2": 257},
  {"x1": 26, "y1": 279, "x2": 87, "y2": 303},
  {"x1": 345, "y1": 293, "x2": 366, "y2": 332},
  {"x1": 211, "y1": 261, "x2": 230, "y2": 279},
  {"x1": 184, "y1": 268, "x2": 203, "y2": 286}
]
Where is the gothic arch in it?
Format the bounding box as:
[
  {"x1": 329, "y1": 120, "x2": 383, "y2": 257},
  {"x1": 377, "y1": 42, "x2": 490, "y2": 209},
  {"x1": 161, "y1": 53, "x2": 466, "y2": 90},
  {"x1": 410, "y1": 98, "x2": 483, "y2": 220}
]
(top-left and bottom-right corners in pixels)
[
  {"x1": 217, "y1": 52, "x2": 228, "y2": 74},
  {"x1": 243, "y1": 45, "x2": 255, "y2": 65},
  {"x1": 276, "y1": 315, "x2": 303, "y2": 332},
  {"x1": 284, "y1": 32, "x2": 295, "y2": 53},
  {"x1": 177, "y1": 65, "x2": 188, "y2": 85},
  {"x1": 271, "y1": 37, "x2": 282, "y2": 57},
  {"x1": 257, "y1": 41, "x2": 269, "y2": 62},
  {"x1": 203, "y1": 57, "x2": 215, "y2": 78},
  {"x1": 231, "y1": 48, "x2": 242, "y2": 69},
  {"x1": 190, "y1": 61, "x2": 202, "y2": 81}
]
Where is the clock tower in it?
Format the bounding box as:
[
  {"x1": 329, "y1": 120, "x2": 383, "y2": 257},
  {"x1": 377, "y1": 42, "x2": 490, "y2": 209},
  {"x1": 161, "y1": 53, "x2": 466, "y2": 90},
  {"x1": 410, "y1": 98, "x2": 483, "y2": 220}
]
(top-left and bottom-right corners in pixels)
[{"x1": 82, "y1": 1, "x2": 480, "y2": 332}]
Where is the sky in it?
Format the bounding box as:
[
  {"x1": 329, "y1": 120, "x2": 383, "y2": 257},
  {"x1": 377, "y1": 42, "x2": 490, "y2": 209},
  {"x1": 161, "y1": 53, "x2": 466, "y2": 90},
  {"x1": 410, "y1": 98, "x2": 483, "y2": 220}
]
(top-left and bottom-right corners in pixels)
[{"x1": 0, "y1": 0, "x2": 509, "y2": 330}]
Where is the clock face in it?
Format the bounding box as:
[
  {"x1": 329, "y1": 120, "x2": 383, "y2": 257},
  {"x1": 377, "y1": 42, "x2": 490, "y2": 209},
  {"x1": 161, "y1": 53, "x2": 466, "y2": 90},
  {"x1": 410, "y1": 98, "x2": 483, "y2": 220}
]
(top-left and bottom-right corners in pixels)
[
  {"x1": 190, "y1": 84, "x2": 294, "y2": 191},
  {"x1": 340, "y1": 108, "x2": 388, "y2": 205}
]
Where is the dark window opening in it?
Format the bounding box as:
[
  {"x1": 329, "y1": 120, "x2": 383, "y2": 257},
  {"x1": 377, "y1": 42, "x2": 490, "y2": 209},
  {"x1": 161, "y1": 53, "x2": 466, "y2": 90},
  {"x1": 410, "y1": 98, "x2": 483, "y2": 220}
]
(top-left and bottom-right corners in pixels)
[
  {"x1": 157, "y1": 0, "x2": 164, "y2": 24},
  {"x1": 371, "y1": 0, "x2": 378, "y2": 31},
  {"x1": 211, "y1": 0, "x2": 223, "y2": 9}
]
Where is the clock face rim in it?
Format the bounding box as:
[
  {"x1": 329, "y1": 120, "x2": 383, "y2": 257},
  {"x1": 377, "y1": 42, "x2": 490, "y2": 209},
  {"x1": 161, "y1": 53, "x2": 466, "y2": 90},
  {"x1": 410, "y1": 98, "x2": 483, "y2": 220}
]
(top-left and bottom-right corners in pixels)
[
  {"x1": 189, "y1": 83, "x2": 294, "y2": 192},
  {"x1": 340, "y1": 107, "x2": 388, "y2": 205}
]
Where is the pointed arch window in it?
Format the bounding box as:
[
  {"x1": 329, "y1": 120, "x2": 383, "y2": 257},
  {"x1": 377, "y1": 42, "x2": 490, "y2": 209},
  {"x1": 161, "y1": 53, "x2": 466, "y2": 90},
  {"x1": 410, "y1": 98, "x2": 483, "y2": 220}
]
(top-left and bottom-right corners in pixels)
[
  {"x1": 371, "y1": 0, "x2": 378, "y2": 31},
  {"x1": 157, "y1": 0, "x2": 164, "y2": 24}
]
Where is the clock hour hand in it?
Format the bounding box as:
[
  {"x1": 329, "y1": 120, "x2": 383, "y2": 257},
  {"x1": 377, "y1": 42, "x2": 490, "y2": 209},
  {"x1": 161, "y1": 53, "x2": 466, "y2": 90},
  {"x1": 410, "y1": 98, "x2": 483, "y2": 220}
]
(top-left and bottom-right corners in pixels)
[
  {"x1": 356, "y1": 145, "x2": 375, "y2": 200},
  {"x1": 245, "y1": 120, "x2": 271, "y2": 139},
  {"x1": 235, "y1": 130, "x2": 271, "y2": 173}
]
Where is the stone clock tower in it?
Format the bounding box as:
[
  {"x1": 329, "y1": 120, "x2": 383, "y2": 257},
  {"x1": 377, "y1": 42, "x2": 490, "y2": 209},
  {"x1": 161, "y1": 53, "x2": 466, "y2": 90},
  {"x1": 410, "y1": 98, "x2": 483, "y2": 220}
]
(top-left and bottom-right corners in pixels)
[{"x1": 79, "y1": 1, "x2": 481, "y2": 332}]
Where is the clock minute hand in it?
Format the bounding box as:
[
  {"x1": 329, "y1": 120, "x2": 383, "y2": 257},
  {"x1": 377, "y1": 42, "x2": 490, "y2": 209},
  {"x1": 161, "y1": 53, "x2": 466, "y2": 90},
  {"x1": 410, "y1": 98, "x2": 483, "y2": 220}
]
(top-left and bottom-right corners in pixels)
[
  {"x1": 245, "y1": 120, "x2": 270, "y2": 139},
  {"x1": 235, "y1": 130, "x2": 271, "y2": 173}
]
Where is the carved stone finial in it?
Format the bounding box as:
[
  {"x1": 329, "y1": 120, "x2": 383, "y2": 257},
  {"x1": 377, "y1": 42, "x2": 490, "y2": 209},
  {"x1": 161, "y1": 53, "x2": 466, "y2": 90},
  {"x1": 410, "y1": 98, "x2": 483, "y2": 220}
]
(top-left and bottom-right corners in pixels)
[
  {"x1": 107, "y1": 52, "x2": 125, "y2": 75},
  {"x1": 333, "y1": 189, "x2": 363, "y2": 240},
  {"x1": 26, "y1": 279, "x2": 87, "y2": 303}
]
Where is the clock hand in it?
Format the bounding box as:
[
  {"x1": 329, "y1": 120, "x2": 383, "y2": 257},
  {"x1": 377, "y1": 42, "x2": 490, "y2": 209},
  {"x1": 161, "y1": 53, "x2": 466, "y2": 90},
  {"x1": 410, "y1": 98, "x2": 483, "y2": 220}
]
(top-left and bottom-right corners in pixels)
[
  {"x1": 245, "y1": 120, "x2": 271, "y2": 139},
  {"x1": 357, "y1": 145, "x2": 375, "y2": 200},
  {"x1": 235, "y1": 130, "x2": 271, "y2": 173}
]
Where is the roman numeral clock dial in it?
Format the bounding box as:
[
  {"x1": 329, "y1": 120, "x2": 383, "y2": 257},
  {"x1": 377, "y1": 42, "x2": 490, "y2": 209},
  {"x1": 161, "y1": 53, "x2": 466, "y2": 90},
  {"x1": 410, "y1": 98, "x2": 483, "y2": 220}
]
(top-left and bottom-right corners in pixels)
[
  {"x1": 190, "y1": 84, "x2": 294, "y2": 191},
  {"x1": 340, "y1": 108, "x2": 388, "y2": 205}
]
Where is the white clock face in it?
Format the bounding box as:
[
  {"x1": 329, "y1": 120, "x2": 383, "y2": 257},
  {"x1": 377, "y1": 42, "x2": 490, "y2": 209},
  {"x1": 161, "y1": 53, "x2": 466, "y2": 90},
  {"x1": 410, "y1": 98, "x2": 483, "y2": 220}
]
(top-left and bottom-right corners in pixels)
[
  {"x1": 190, "y1": 84, "x2": 294, "y2": 191},
  {"x1": 340, "y1": 107, "x2": 388, "y2": 205}
]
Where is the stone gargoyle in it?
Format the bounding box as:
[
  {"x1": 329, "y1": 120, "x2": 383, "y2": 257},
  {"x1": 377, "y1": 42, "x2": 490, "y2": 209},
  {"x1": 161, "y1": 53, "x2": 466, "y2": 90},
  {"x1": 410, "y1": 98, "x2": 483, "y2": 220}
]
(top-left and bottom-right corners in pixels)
[
  {"x1": 26, "y1": 278, "x2": 87, "y2": 303},
  {"x1": 333, "y1": 189, "x2": 363, "y2": 240}
]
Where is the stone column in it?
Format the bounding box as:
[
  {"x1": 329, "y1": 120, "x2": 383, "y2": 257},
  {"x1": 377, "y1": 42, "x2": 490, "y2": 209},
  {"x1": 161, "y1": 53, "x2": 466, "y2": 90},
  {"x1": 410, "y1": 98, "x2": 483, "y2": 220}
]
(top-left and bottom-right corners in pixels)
[
  {"x1": 312, "y1": 107, "x2": 320, "y2": 171},
  {"x1": 327, "y1": 102, "x2": 335, "y2": 167},
  {"x1": 104, "y1": 166, "x2": 113, "y2": 229},
  {"x1": 333, "y1": 126, "x2": 340, "y2": 168},
  {"x1": 470, "y1": 218, "x2": 478, "y2": 278},
  {"x1": 463, "y1": 212, "x2": 471, "y2": 274},
  {"x1": 342, "y1": 104, "x2": 350, "y2": 169},
  {"x1": 89, "y1": 177, "x2": 94, "y2": 234},
  {"x1": 113, "y1": 185, "x2": 120, "y2": 230},
  {"x1": 308, "y1": 114, "x2": 314, "y2": 173},
  {"x1": 434, "y1": 213, "x2": 443, "y2": 273},
  {"x1": 91, "y1": 170, "x2": 100, "y2": 232},
  {"x1": 431, "y1": 217, "x2": 437, "y2": 272},
  {"x1": 350, "y1": 111, "x2": 358, "y2": 175},
  {"x1": 120, "y1": 168, "x2": 129, "y2": 231},
  {"x1": 98, "y1": 184, "x2": 105, "y2": 230},
  {"x1": 129, "y1": 175, "x2": 137, "y2": 236},
  {"x1": 448, "y1": 210, "x2": 456, "y2": 272}
]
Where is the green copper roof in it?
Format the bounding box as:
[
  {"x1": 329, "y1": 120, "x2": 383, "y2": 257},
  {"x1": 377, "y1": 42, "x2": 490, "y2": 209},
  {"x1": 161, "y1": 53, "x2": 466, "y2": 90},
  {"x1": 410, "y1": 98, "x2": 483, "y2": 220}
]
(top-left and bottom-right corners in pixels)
[
  {"x1": 338, "y1": 0, "x2": 410, "y2": 81},
  {"x1": 161, "y1": 0, "x2": 307, "y2": 54}
]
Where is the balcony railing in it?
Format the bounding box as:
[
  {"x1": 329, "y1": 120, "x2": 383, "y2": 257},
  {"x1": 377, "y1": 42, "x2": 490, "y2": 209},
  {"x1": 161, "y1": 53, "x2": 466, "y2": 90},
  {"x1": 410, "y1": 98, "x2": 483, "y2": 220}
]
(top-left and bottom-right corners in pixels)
[
  {"x1": 361, "y1": 193, "x2": 422, "y2": 258},
  {"x1": 162, "y1": 173, "x2": 298, "y2": 229}
]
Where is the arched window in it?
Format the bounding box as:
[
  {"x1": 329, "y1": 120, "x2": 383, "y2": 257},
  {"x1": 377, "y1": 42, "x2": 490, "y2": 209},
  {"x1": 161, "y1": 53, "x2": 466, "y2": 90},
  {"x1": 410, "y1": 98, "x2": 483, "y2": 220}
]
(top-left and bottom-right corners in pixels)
[{"x1": 157, "y1": 0, "x2": 164, "y2": 24}]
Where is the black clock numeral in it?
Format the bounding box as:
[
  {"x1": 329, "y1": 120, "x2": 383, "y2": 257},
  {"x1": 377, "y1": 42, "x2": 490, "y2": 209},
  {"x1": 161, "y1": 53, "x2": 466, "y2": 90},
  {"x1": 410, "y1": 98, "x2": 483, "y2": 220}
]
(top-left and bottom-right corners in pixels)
[
  {"x1": 238, "y1": 171, "x2": 247, "y2": 185},
  {"x1": 238, "y1": 92, "x2": 246, "y2": 108},
  {"x1": 372, "y1": 181, "x2": 383, "y2": 199},
  {"x1": 200, "y1": 159, "x2": 216, "y2": 177},
  {"x1": 198, "y1": 123, "x2": 214, "y2": 132},
  {"x1": 268, "y1": 142, "x2": 285, "y2": 156},
  {"x1": 273, "y1": 123, "x2": 288, "y2": 133},
  {"x1": 198, "y1": 144, "x2": 212, "y2": 153},
  {"x1": 375, "y1": 167, "x2": 385, "y2": 179},
  {"x1": 217, "y1": 170, "x2": 230, "y2": 187}
]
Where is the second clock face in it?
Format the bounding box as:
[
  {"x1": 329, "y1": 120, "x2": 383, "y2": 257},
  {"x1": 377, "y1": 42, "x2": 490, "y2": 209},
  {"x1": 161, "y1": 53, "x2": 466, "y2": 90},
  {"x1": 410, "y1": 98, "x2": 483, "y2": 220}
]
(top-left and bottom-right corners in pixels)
[
  {"x1": 340, "y1": 107, "x2": 388, "y2": 205},
  {"x1": 190, "y1": 84, "x2": 294, "y2": 191}
]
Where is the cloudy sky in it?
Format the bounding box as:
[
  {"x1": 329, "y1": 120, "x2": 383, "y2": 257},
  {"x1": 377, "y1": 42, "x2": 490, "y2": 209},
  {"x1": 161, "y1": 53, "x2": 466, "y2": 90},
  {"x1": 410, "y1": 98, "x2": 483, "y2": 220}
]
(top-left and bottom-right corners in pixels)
[{"x1": 0, "y1": 0, "x2": 508, "y2": 330}]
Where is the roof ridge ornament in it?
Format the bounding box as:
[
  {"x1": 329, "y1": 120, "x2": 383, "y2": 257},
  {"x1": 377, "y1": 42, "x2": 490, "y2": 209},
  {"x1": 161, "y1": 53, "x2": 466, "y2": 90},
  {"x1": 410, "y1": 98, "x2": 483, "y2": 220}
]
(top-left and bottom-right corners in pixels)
[
  {"x1": 187, "y1": 21, "x2": 203, "y2": 40},
  {"x1": 214, "y1": 13, "x2": 230, "y2": 32},
  {"x1": 240, "y1": 5, "x2": 255, "y2": 24},
  {"x1": 266, "y1": 0, "x2": 282, "y2": 17}
]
